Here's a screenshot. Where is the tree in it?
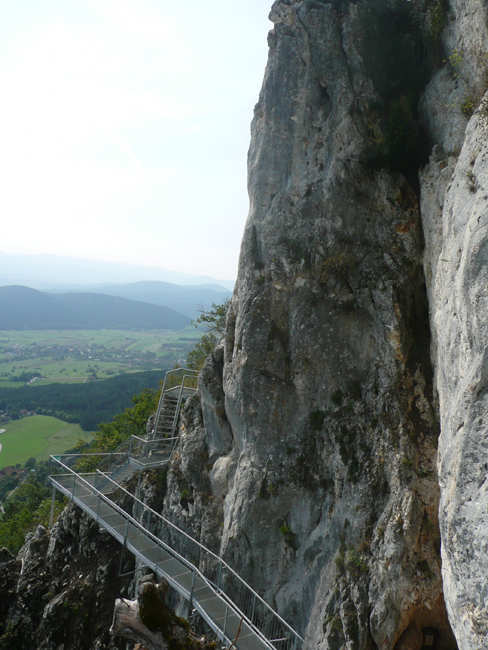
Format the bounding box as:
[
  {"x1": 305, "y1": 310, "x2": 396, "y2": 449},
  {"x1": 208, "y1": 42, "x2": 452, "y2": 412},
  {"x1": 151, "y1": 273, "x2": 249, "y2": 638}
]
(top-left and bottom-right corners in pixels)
[
  {"x1": 24, "y1": 457, "x2": 36, "y2": 470},
  {"x1": 187, "y1": 300, "x2": 230, "y2": 370},
  {"x1": 75, "y1": 388, "x2": 158, "y2": 472}
]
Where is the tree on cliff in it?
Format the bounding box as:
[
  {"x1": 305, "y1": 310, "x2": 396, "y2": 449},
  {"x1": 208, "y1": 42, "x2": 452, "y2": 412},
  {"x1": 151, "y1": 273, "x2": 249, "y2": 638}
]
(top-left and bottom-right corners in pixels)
[{"x1": 187, "y1": 299, "x2": 229, "y2": 370}]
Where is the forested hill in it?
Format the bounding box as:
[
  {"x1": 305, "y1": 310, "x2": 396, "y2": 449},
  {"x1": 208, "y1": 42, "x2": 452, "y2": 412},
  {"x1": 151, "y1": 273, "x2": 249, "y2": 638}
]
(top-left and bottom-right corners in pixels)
[
  {"x1": 0, "y1": 285, "x2": 190, "y2": 330},
  {"x1": 0, "y1": 370, "x2": 161, "y2": 429}
]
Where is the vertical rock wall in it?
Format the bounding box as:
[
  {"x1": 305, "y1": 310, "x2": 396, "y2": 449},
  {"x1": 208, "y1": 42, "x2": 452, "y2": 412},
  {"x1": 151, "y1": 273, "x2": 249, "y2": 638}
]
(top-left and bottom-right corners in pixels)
[
  {"x1": 0, "y1": 509, "x2": 130, "y2": 649},
  {"x1": 420, "y1": 0, "x2": 488, "y2": 645},
  {"x1": 168, "y1": 1, "x2": 457, "y2": 647},
  {"x1": 426, "y1": 104, "x2": 488, "y2": 649}
]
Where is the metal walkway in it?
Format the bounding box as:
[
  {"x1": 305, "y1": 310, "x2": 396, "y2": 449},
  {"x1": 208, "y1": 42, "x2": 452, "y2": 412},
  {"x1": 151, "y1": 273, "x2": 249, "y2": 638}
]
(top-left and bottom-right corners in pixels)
[{"x1": 49, "y1": 369, "x2": 303, "y2": 650}]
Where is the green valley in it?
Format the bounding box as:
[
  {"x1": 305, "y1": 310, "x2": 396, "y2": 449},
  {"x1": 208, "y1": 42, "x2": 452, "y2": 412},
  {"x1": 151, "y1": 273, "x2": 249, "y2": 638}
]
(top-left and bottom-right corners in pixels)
[
  {"x1": 0, "y1": 328, "x2": 201, "y2": 387},
  {"x1": 0, "y1": 415, "x2": 91, "y2": 469}
]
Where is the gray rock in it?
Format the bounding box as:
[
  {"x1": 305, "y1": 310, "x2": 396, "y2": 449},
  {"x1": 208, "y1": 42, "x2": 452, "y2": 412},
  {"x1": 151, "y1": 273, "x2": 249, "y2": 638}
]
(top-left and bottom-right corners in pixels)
[
  {"x1": 0, "y1": 504, "x2": 129, "y2": 649},
  {"x1": 422, "y1": 94, "x2": 488, "y2": 648},
  {"x1": 165, "y1": 1, "x2": 457, "y2": 647},
  {"x1": 419, "y1": 1, "x2": 488, "y2": 646}
]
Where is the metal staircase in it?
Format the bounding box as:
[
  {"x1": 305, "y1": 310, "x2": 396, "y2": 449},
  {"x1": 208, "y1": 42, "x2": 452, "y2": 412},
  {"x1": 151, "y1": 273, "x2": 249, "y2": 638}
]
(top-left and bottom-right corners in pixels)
[
  {"x1": 48, "y1": 368, "x2": 303, "y2": 650},
  {"x1": 152, "y1": 368, "x2": 198, "y2": 439}
]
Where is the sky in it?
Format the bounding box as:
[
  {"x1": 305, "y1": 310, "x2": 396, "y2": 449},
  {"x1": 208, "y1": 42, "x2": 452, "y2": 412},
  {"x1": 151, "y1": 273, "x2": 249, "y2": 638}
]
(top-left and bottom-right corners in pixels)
[{"x1": 0, "y1": 1, "x2": 273, "y2": 284}]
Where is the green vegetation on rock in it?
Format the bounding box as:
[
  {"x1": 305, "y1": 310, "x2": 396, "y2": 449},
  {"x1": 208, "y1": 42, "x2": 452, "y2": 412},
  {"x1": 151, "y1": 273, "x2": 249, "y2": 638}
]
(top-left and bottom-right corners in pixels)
[
  {"x1": 187, "y1": 300, "x2": 230, "y2": 370},
  {"x1": 0, "y1": 473, "x2": 64, "y2": 553},
  {"x1": 73, "y1": 388, "x2": 158, "y2": 472}
]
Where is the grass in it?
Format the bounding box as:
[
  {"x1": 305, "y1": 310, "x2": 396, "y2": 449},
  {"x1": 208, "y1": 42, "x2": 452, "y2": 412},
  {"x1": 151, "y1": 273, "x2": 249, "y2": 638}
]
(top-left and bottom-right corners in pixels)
[
  {"x1": 0, "y1": 415, "x2": 92, "y2": 469},
  {"x1": 0, "y1": 328, "x2": 201, "y2": 348},
  {"x1": 0, "y1": 328, "x2": 202, "y2": 386},
  {"x1": 0, "y1": 359, "x2": 134, "y2": 383}
]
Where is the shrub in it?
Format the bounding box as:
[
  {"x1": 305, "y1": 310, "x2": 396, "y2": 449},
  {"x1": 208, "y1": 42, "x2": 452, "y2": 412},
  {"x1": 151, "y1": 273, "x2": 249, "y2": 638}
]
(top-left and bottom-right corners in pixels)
[{"x1": 187, "y1": 300, "x2": 230, "y2": 370}]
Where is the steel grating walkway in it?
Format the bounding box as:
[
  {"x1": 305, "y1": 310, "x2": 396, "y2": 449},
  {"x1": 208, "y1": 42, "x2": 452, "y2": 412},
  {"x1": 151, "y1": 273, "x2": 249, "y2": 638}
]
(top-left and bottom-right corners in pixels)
[{"x1": 48, "y1": 369, "x2": 303, "y2": 650}]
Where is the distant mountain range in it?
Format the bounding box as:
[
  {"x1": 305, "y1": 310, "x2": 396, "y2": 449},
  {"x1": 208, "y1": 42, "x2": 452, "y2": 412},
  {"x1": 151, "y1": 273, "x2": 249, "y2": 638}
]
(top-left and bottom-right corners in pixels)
[
  {"x1": 0, "y1": 286, "x2": 191, "y2": 330},
  {"x1": 63, "y1": 281, "x2": 231, "y2": 319},
  {"x1": 0, "y1": 252, "x2": 235, "y2": 291}
]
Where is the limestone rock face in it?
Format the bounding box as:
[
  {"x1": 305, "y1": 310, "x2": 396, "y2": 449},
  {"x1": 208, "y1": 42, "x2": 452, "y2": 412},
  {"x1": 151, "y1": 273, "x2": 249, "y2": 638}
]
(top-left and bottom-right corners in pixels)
[
  {"x1": 162, "y1": 1, "x2": 488, "y2": 648},
  {"x1": 164, "y1": 1, "x2": 457, "y2": 647},
  {"x1": 419, "y1": 1, "x2": 488, "y2": 647},
  {"x1": 0, "y1": 506, "x2": 130, "y2": 649},
  {"x1": 422, "y1": 95, "x2": 488, "y2": 649}
]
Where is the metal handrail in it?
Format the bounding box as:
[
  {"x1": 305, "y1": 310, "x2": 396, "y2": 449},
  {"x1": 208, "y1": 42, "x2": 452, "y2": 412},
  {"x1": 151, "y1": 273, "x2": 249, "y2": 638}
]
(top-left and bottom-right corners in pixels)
[
  {"x1": 53, "y1": 460, "x2": 202, "y2": 574},
  {"x1": 54, "y1": 434, "x2": 177, "y2": 475},
  {"x1": 50, "y1": 459, "x2": 293, "y2": 649},
  {"x1": 96, "y1": 471, "x2": 303, "y2": 645},
  {"x1": 49, "y1": 467, "x2": 237, "y2": 646},
  {"x1": 54, "y1": 452, "x2": 128, "y2": 457},
  {"x1": 153, "y1": 368, "x2": 198, "y2": 438},
  {"x1": 49, "y1": 364, "x2": 303, "y2": 647},
  {"x1": 131, "y1": 434, "x2": 179, "y2": 444},
  {"x1": 171, "y1": 373, "x2": 196, "y2": 434},
  {"x1": 49, "y1": 456, "x2": 303, "y2": 649}
]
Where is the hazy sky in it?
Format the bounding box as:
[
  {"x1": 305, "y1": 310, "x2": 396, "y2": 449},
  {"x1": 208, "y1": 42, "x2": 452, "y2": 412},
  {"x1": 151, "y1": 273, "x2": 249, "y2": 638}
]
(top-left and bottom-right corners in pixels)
[{"x1": 0, "y1": 1, "x2": 273, "y2": 283}]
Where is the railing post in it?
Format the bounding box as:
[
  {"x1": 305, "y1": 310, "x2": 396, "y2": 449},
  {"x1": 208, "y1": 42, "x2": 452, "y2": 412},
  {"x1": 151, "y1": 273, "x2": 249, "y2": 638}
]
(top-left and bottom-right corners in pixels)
[
  {"x1": 48, "y1": 485, "x2": 56, "y2": 528},
  {"x1": 95, "y1": 473, "x2": 101, "y2": 523},
  {"x1": 250, "y1": 593, "x2": 256, "y2": 624},
  {"x1": 188, "y1": 571, "x2": 195, "y2": 618},
  {"x1": 123, "y1": 517, "x2": 129, "y2": 547},
  {"x1": 223, "y1": 604, "x2": 228, "y2": 639},
  {"x1": 153, "y1": 368, "x2": 170, "y2": 440},
  {"x1": 172, "y1": 381, "x2": 185, "y2": 435},
  {"x1": 71, "y1": 473, "x2": 76, "y2": 501},
  {"x1": 217, "y1": 560, "x2": 223, "y2": 591}
]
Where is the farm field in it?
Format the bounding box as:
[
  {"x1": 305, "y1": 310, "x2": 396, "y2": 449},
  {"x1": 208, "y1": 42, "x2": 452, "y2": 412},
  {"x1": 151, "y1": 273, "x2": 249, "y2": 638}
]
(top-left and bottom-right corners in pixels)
[
  {"x1": 0, "y1": 415, "x2": 92, "y2": 469},
  {"x1": 0, "y1": 328, "x2": 201, "y2": 386}
]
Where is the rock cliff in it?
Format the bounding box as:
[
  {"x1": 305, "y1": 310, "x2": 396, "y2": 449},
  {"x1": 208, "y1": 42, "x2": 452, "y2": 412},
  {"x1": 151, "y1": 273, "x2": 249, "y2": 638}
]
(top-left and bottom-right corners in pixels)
[
  {"x1": 178, "y1": 1, "x2": 454, "y2": 647},
  {"x1": 167, "y1": 0, "x2": 488, "y2": 647},
  {"x1": 2, "y1": 0, "x2": 488, "y2": 648},
  {"x1": 421, "y1": 0, "x2": 488, "y2": 642},
  {"x1": 0, "y1": 508, "x2": 130, "y2": 649}
]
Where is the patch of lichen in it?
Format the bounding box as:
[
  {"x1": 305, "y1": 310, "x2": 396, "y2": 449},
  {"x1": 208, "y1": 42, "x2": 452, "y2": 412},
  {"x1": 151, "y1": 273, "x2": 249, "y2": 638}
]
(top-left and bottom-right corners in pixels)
[{"x1": 279, "y1": 518, "x2": 299, "y2": 551}]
